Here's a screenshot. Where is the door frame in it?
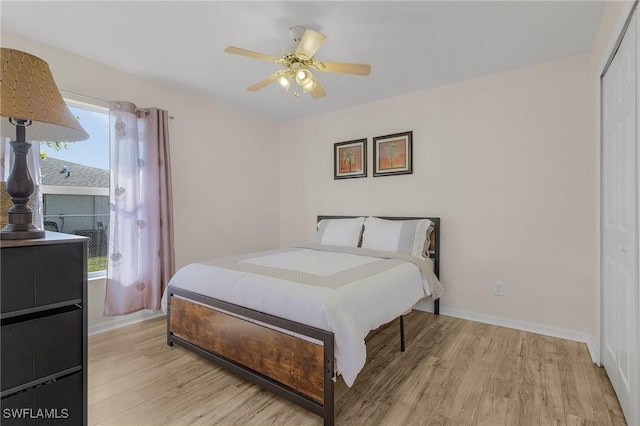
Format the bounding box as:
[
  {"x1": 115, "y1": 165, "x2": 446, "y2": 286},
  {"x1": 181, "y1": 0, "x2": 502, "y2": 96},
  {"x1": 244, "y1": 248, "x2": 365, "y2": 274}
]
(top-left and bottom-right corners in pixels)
[
  {"x1": 598, "y1": 3, "x2": 639, "y2": 425},
  {"x1": 597, "y1": 0, "x2": 638, "y2": 368}
]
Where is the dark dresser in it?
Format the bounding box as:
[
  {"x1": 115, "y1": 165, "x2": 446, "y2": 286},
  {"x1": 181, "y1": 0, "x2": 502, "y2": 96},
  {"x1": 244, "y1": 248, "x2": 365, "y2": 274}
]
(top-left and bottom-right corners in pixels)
[{"x1": 1, "y1": 232, "x2": 88, "y2": 425}]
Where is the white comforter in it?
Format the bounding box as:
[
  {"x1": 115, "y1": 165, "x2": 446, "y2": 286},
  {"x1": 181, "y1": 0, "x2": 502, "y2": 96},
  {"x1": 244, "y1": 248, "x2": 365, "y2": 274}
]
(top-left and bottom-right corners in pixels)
[{"x1": 161, "y1": 245, "x2": 440, "y2": 387}]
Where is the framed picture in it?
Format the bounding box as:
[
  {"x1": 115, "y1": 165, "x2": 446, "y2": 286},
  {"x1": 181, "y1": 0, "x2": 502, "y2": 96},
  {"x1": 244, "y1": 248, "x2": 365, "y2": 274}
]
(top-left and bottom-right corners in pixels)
[
  {"x1": 334, "y1": 138, "x2": 367, "y2": 179},
  {"x1": 373, "y1": 131, "x2": 412, "y2": 177}
]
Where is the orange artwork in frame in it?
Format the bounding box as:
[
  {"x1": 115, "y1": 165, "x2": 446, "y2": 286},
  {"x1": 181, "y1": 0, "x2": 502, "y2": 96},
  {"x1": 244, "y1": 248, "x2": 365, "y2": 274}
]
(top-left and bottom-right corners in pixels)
[
  {"x1": 373, "y1": 131, "x2": 412, "y2": 177},
  {"x1": 334, "y1": 138, "x2": 367, "y2": 179}
]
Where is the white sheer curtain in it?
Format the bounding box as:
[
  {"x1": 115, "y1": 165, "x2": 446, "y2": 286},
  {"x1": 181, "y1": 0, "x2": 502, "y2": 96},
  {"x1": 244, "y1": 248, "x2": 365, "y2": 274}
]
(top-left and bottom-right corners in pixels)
[
  {"x1": 0, "y1": 137, "x2": 43, "y2": 230},
  {"x1": 104, "y1": 101, "x2": 175, "y2": 316}
]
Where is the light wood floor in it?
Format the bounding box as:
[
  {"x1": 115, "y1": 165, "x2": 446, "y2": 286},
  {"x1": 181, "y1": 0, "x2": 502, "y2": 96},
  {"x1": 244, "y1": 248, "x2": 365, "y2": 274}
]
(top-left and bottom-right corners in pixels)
[{"x1": 88, "y1": 312, "x2": 627, "y2": 426}]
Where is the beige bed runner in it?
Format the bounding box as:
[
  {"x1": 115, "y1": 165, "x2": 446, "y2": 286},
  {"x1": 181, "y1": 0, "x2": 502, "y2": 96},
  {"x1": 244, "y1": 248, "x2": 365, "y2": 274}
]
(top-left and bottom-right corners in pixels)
[{"x1": 200, "y1": 244, "x2": 444, "y2": 298}]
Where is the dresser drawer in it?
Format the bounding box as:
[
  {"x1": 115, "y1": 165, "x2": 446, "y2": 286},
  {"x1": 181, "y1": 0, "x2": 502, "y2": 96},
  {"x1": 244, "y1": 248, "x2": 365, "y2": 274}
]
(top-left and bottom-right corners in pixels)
[
  {"x1": 34, "y1": 308, "x2": 83, "y2": 378},
  {"x1": 1, "y1": 308, "x2": 82, "y2": 392},
  {"x1": 1, "y1": 242, "x2": 84, "y2": 314},
  {"x1": 1, "y1": 388, "x2": 36, "y2": 426},
  {"x1": 0, "y1": 247, "x2": 35, "y2": 312},
  {"x1": 1, "y1": 371, "x2": 83, "y2": 426},
  {"x1": 0, "y1": 320, "x2": 34, "y2": 391},
  {"x1": 34, "y1": 243, "x2": 84, "y2": 307},
  {"x1": 1, "y1": 234, "x2": 87, "y2": 426}
]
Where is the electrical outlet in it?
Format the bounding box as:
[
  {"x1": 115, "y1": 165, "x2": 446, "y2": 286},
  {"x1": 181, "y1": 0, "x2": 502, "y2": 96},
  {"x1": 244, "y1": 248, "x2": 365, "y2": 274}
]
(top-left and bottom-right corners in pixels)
[{"x1": 493, "y1": 281, "x2": 505, "y2": 296}]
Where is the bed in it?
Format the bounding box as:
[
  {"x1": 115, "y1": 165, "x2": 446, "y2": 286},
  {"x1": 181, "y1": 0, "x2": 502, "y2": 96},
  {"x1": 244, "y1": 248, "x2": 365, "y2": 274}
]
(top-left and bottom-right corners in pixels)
[{"x1": 163, "y1": 216, "x2": 442, "y2": 425}]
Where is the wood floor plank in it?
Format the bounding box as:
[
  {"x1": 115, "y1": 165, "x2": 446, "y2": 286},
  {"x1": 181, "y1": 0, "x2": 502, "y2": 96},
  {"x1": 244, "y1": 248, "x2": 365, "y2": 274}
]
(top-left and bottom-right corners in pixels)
[
  {"x1": 427, "y1": 323, "x2": 495, "y2": 424},
  {"x1": 421, "y1": 413, "x2": 469, "y2": 426},
  {"x1": 379, "y1": 398, "x2": 469, "y2": 426},
  {"x1": 558, "y1": 340, "x2": 612, "y2": 425},
  {"x1": 89, "y1": 319, "x2": 163, "y2": 360},
  {"x1": 594, "y1": 366, "x2": 629, "y2": 425},
  {"x1": 89, "y1": 349, "x2": 201, "y2": 406},
  {"x1": 87, "y1": 313, "x2": 627, "y2": 426},
  {"x1": 604, "y1": 395, "x2": 630, "y2": 426},
  {"x1": 527, "y1": 332, "x2": 565, "y2": 365},
  {"x1": 481, "y1": 327, "x2": 528, "y2": 400},
  {"x1": 519, "y1": 359, "x2": 567, "y2": 426},
  {"x1": 88, "y1": 389, "x2": 145, "y2": 425},
  {"x1": 474, "y1": 392, "x2": 521, "y2": 426},
  {"x1": 566, "y1": 413, "x2": 606, "y2": 426}
]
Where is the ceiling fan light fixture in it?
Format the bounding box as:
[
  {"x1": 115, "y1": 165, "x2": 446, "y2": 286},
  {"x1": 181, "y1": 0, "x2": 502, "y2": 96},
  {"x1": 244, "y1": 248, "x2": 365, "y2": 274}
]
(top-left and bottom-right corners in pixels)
[
  {"x1": 302, "y1": 79, "x2": 317, "y2": 92},
  {"x1": 278, "y1": 76, "x2": 291, "y2": 90},
  {"x1": 278, "y1": 72, "x2": 294, "y2": 90},
  {"x1": 303, "y1": 83, "x2": 317, "y2": 93},
  {"x1": 295, "y1": 69, "x2": 313, "y2": 87},
  {"x1": 224, "y1": 25, "x2": 371, "y2": 100}
]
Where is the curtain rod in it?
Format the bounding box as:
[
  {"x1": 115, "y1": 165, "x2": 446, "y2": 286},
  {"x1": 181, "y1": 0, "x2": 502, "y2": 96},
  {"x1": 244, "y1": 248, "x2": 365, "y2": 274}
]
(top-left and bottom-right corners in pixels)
[{"x1": 59, "y1": 89, "x2": 175, "y2": 119}]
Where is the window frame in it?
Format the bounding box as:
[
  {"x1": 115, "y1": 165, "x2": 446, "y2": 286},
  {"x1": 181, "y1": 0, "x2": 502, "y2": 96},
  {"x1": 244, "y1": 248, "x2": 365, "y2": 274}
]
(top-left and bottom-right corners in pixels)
[{"x1": 42, "y1": 97, "x2": 110, "y2": 279}]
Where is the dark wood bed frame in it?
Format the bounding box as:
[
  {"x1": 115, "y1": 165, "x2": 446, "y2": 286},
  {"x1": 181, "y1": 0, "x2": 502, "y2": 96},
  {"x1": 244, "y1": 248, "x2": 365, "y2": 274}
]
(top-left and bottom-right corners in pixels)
[{"x1": 166, "y1": 216, "x2": 440, "y2": 425}]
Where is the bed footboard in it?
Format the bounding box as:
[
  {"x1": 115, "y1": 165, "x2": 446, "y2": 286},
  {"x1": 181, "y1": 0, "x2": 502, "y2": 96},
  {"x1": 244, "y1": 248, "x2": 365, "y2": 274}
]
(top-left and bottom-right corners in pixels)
[{"x1": 167, "y1": 287, "x2": 335, "y2": 425}]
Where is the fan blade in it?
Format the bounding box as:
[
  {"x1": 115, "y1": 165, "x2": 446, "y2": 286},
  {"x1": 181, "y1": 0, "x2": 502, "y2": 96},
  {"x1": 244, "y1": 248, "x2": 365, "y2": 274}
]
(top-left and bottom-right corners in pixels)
[
  {"x1": 295, "y1": 29, "x2": 326, "y2": 59},
  {"x1": 246, "y1": 72, "x2": 281, "y2": 91},
  {"x1": 315, "y1": 61, "x2": 371, "y2": 76},
  {"x1": 310, "y1": 82, "x2": 326, "y2": 99},
  {"x1": 224, "y1": 46, "x2": 278, "y2": 63}
]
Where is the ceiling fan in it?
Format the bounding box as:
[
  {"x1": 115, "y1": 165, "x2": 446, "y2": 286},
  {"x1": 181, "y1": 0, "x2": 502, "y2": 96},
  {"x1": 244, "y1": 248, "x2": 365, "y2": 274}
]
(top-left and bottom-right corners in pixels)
[{"x1": 224, "y1": 26, "x2": 371, "y2": 99}]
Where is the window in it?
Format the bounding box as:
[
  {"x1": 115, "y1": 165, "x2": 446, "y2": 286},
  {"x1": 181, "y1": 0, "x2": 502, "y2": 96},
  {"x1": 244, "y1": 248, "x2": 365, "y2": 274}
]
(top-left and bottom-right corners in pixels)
[{"x1": 41, "y1": 100, "x2": 109, "y2": 276}]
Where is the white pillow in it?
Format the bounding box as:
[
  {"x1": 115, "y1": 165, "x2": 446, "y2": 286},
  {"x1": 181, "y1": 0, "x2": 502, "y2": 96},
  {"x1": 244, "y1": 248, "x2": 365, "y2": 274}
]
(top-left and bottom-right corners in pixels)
[
  {"x1": 361, "y1": 216, "x2": 433, "y2": 257},
  {"x1": 314, "y1": 217, "x2": 365, "y2": 247}
]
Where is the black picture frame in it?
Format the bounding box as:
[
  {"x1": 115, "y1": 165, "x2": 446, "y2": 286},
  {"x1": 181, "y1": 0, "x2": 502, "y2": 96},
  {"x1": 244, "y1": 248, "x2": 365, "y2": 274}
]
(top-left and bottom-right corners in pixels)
[
  {"x1": 373, "y1": 131, "x2": 412, "y2": 177},
  {"x1": 334, "y1": 138, "x2": 367, "y2": 179}
]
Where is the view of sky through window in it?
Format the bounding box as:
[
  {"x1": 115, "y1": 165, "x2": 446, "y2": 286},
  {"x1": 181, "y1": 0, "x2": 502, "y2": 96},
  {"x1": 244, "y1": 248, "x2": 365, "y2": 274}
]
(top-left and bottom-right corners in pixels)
[{"x1": 40, "y1": 103, "x2": 109, "y2": 170}]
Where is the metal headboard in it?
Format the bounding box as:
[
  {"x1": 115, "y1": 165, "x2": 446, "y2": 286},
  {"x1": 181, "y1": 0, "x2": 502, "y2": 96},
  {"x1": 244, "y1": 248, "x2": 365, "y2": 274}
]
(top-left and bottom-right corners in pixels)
[{"x1": 316, "y1": 215, "x2": 440, "y2": 279}]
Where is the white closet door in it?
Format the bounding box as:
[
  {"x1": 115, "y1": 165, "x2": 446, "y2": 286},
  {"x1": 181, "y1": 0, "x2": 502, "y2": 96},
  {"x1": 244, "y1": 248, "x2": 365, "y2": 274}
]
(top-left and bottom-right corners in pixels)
[{"x1": 602, "y1": 10, "x2": 639, "y2": 426}]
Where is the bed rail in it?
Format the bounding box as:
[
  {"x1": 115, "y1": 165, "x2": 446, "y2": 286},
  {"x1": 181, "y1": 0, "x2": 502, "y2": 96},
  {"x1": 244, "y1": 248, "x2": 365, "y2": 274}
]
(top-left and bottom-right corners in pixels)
[{"x1": 167, "y1": 287, "x2": 335, "y2": 425}]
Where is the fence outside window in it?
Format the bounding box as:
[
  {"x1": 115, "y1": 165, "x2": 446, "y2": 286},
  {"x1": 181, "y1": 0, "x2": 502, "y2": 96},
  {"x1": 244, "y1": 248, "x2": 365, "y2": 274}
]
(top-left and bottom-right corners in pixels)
[{"x1": 43, "y1": 192, "x2": 109, "y2": 273}]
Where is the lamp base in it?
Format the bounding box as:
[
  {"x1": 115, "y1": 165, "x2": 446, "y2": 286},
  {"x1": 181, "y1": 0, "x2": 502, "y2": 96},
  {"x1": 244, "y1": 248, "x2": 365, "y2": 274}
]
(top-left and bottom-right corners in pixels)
[
  {"x1": 1, "y1": 226, "x2": 45, "y2": 240},
  {"x1": 1, "y1": 123, "x2": 46, "y2": 241},
  {"x1": 1, "y1": 208, "x2": 45, "y2": 240}
]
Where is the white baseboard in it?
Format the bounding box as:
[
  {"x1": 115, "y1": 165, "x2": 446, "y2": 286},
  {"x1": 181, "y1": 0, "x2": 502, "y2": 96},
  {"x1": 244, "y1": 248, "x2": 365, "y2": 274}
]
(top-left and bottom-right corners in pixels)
[
  {"x1": 413, "y1": 301, "x2": 600, "y2": 364},
  {"x1": 88, "y1": 302, "x2": 601, "y2": 365},
  {"x1": 88, "y1": 310, "x2": 165, "y2": 336}
]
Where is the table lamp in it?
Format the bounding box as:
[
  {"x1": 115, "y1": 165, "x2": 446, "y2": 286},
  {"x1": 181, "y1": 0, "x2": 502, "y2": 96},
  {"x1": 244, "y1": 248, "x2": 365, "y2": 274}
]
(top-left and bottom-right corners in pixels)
[{"x1": 0, "y1": 47, "x2": 89, "y2": 240}]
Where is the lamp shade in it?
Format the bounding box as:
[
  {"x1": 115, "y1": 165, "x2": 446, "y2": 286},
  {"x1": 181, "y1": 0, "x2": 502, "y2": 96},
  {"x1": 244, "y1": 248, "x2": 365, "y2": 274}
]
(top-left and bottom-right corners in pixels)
[{"x1": 0, "y1": 48, "x2": 89, "y2": 142}]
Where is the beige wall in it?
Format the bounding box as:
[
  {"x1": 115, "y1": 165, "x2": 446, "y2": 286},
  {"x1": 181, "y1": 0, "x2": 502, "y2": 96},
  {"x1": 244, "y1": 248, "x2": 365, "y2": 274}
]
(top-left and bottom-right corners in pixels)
[
  {"x1": 1, "y1": 32, "x2": 281, "y2": 328},
  {"x1": 1, "y1": 32, "x2": 281, "y2": 267},
  {"x1": 3, "y1": 0, "x2": 634, "y2": 342},
  {"x1": 279, "y1": 54, "x2": 597, "y2": 336}
]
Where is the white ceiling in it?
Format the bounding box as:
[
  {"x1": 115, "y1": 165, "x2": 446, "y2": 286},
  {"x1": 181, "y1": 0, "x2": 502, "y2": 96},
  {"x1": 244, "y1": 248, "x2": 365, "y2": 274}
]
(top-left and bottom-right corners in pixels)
[{"x1": 1, "y1": 1, "x2": 606, "y2": 122}]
